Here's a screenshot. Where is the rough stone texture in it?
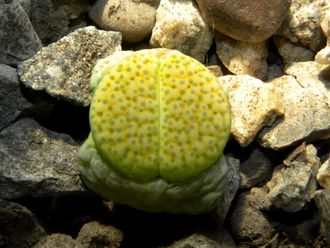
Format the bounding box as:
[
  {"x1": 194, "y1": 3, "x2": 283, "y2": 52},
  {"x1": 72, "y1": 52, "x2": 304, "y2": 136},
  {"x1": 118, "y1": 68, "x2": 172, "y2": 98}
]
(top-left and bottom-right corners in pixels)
[
  {"x1": 239, "y1": 147, "x2": 274, "y2": 189},
  {"x1": 76, "y1": 221, "x2": 123, "y2": 248},
  {"x1": 0, "y1": 198, "x2": 46, "y2": 248},
  {"x1": 314, "y1": 189, "x2": 330, "y2": 243},
  {"x1": 163, "y1": 230, "x2": 237, "y2": 248},
  {"x1": 273, "y1": 36, "x2": 315, "y2": 64},
  {"x1": 17, "y1": 0, "x2": 31, "y2": 16},
  {"x1": 0, "y1": 0, "x2": 42, "y2": 65},
  {"x1": 316, "y1": 9, "x2": 330, "y2": 64},
  {"x1": 317, "y1": 156, "x2": 330, "y2": 189},
  {"x1": 207, "y1": 65, "x2": 223, "y2": 77},
  {"x1": 215, "y1": 33, "x2": 268, "y2": 80},
  {"x1": 277, "y1": 0, "x2": 329, "y2": 52},
  {"x1": 30, "y1": 0, "x2": 90, "y2": 44},
  {"x1": 213, "y1": 156, "x2": 240, "y2": 225},
  {"x1": 219, "y1": 75, "x2": 284, "y2": 147},
  {"x1": 267, "y1": 144, "x2": 320, "y2": 212},
  {"x1": 0, "y1": 64, "x2": 32, "y2": 131},
  {"x1": 33, "y1": 233, "x2": 82, "y2": 248},
  {"x1": 195, "y1": 0, "x2": 290, "y2": 42},
  {"x1": 229, "y1": 187, "x2": 276, "y2": 247},
  {"x1": 259, "y1": 75, "x2": 330, "y2": 149},
  {"x1": 150, "y1": 0, "x2": 213, "y2": 62},
  {"x1": 90, "y1": 0, "x2": 158, "y2": 43},
  {"x1": 18, "y1": 26, "x2": 122, "y2": 106},
  {"x1": 0, "y1": 118, "x2": 85, "y2": 199}
]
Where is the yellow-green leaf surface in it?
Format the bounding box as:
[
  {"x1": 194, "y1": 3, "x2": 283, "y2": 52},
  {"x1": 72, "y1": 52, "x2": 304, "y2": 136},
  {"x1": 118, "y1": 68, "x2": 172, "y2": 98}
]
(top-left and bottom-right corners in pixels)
[{"x1": 90, "y1": 49, "x2": 230, "y2": 182}]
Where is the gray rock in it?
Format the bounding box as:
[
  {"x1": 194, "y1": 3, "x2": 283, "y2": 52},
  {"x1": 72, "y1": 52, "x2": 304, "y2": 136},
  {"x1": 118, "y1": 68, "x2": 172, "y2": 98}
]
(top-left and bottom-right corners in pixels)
[
  {"x1": 76, "y1": 221, "x2": 123, "y2": 248},
  {"x1": 18, "y1": 26, "x2": 122, "y2": 106},
  {"x1": 0, "y1": 64, "x2": 32, "y2": 131},
  {"x1": 0, "y1": 198, "x2": 46, "y2": 248},
  {"x1": 267, "y1": 144, "x2": 320, "y2": 212},
  {"x1": 212, "y1": 156, "x2": 240, "y2": 225},
  {"x1": 229, "y1": 187, "x2": 276, "y2": 247},
  {"x1": 239, "y1": 147, "x2": 274, "y2": 189},
  {"x1": 259, "y1": 75, "x2": 330, "y2": 149},
  {"x1": 0, "y1": 118, "x2": 85, "y2": 199},
  {"x1": 314, "y1": 189, "x2": 330, "y2": 243},
  {"x1": 162, "y1": 229, "x2": 237, "y2": 248},
  {"x1": 0, "y1": 0, "x2": 42, "y2": 65},
  {"x1": 33, "y1": 233, "x2": 82, "y2": 248},
  {"x1": 17, "y1": 0, "x2": 31, "y2": 16}
]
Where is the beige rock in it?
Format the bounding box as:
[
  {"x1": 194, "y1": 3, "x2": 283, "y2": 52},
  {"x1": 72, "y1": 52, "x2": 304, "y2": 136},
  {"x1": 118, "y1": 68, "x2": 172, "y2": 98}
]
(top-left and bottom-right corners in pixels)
[
  {"x1": 150, "y1": 0, "x2": 213, "y2": 62},
  {"x1": 258, "y1": 75, "x2": 330, "y2": 149},
  {"x1": 316, "y1": 9, "x2": 330, "y2": 64},
  {"x1": 273, "y1": 36, "x2": 315, "y2": 64},
  {"x1": 216, "y1": 34, "x2": 268, "y2": 80},
  {"x1": 89, "y1": 0, "x2": 159, "y2": 42},
  {"x1": 277, "y1": 0, "x2": 329, "y2": 52},
  {"x1": 317, "y1": 156, "x2": 330, "y2": 189},
  {"x1": 219, "y1": 75, "x2": 284, "y2": 147}
]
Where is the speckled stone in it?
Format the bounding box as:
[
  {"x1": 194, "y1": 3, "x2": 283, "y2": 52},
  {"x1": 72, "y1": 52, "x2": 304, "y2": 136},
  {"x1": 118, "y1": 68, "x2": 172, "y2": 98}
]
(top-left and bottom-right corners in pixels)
[
  {"x1": 195, "y1": 0, "x2": 291, "y2": 42},
  {"x1": 18, "y1": 26, "x2": 122, "y2": 106},
  {"x1": 316, "y1": 9, "x2": 330, "y2": 64},
  {"x1": 317, "y1": 156, "x2": 330, "y2": 189}
]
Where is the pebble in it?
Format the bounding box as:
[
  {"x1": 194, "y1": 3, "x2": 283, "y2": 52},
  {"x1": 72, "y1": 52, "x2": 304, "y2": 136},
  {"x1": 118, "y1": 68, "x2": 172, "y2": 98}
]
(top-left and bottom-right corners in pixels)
[
  {"x1": 195, "y1": 0, "x2": 291, "y2": 42},
  {"x1": 150, "y1": 0, "x2": 213, "y2": 62},
  {"x1": 89, "y1": 0, "x2": 159, "y2": 43},
  {"x1": 219, "y1": 75, "x2": 284, "y2": 147},
  {"x1": 18, "y1": 26, "x2": 122, "y2": 106},
  {"x1": 215, "y1": 33, "x2": 268, "y2": 80}
]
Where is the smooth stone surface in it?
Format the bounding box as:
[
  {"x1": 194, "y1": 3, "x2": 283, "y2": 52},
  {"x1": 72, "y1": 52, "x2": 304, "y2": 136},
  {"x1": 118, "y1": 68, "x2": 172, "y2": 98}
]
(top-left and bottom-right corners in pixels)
[
  {"x1": 150, "y1": 0, "x2": 213, "y2": 62},
  {"x1": 0, "y1": 198, "x2": 46, "y2": 248},
  {"x1": 18, "y1": 26, "x2": 122, "y2": 106},
  {"x1": 317, "y1": 156, "x2": 330, "y2": 189},
  {"x1": 277, "y1": 0, "x2": 329, "y2": 52},
  {"x1": 273, "y1": 36, "x2": 315, "y2": 64},
  {"x1": 0, "y1": 0, "x2": 42, "y2": 65},
  {"x1": 195, "y1": 0, "x2": 290, "y2": 42},
  {"x1": 314, "y1": 189, "x2": 330, "y2": 243},
  {"x1": 33, "y1": 233, "x2": 82, "y2": 248},
  {"x1": 215, "y1": 33, "x2": 268, "y2": 80},
  {"x1": 0, "y1": 64, "x2": 32, "y2": 131},
  {"x1": 0, "y1": 118, "x2": 85, "y2": 199},
  {"x1": 259, "y1": 75, "x2": 330, "y2": 149},
  {"x1": 76, "y1": 221, "x2": 123, "y2": 248},
  {"x1": 89, "y1": 0, "x2": 159, "y2": 43},
  {"x1": 267, "y1": 144, "x2": 320, "y2": 212},
  {"x1": 219, "y1": 75, "x2": 284, "y2": 147}
]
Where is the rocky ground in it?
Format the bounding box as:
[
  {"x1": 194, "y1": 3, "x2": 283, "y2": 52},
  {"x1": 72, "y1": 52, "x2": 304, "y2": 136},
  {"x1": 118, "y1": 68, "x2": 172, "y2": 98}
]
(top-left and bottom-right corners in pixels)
[{"x1": 1, "y1": 0, "x2": 330, "y2": 247}]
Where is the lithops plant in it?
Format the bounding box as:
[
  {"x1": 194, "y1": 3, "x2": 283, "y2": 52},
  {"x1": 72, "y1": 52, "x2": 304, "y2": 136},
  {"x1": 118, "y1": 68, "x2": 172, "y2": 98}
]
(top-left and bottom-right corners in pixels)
[{"x1": 77, "y1": 48, "x2": 231, "y2": 214}]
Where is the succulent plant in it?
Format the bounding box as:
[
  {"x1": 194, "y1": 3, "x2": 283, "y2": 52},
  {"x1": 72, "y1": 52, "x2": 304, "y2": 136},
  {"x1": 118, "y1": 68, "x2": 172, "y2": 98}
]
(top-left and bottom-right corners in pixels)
[{"x1": 77, "y1": 49, "x2": 231, "y2": 214}]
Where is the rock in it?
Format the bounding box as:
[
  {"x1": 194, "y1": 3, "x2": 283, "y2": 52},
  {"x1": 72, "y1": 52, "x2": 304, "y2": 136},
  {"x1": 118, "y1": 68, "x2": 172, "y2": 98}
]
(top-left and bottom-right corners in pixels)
[
  {"x1": 239, "y1": 147, "x2": 274, "y2": 189},
  {"x1": 273, "y1": 36, "x2": 315, "y2": 64},
  {"x1": 314, "y1": 189, "x2": 330, "y2": 243},
  {"x1": 0, "y1": 64, "x2": 32, "y2": 131},
  {"x1": 150, "y1": 0, "x2": 213, "y2": 62},
  {"x1": 219, "y1": 75, "x2": 284, "y2": 147},
  {"x1": 76, "y1": 221, "x2": 123, "y2": 248},
  {"x1": 0, "y1": 198, "x2": 46, "y2": 248},
  {"x1": 0, "y1": 118, "x2": 85, "y2": 199},
  {"x1": 0, "y1": 0, "x2": 42, "y2": 65},
  {"x1": 229, "y1": 187, "x2": 276, "y2": 247},
  {"x1": 16, "y1": 0, "x2": 31, "y2": 16},
  {"x1": 29, "y1": 0, "x2": 90, "y2": 44},
  {"x1": 267, "y1": 63, "x2": 283, "y2": 81},
  {"x1": 18, "y1": 26, "x2": 122, "y2": 106},
  {"x1": 212, "y1": 156, "x2": 240, "y2": 224},
  {"x1": 207, "y1": 65, "x2": 223, "y2": 77},
  {"x1": 33, "y1": 233, "x2": 82, "y2": 248},
  {"x1": 195, "y1": 0, "x2": 290, "y2": 42},
  {"x1": 267, "y1": 144, "x2": 320, "y2": 212},
  {"x1": 259, "y1": 75, "x2": 330, "y2": 149},
  {"x1": 277, "y1": 0, "x2": 329, "y2": 52},
  {"x1": 316, "y1": 9, "x2": 330, "y2": 64},
  {"x1": 89, "y1": 0, "x2": 159, "y2": 43},
  {"x1": 162, "y1": 229, "x2": 237, "y2": 248},
  {"x1": 215, "y1": 33, "x2": 268, "y2": 80},
  {"x1": 317, "y1": 156, "x2": 330, "y2": 188}
]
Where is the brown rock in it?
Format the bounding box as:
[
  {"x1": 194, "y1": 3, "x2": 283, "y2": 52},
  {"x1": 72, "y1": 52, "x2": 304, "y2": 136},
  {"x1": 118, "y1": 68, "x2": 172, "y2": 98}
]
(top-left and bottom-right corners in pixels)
[{"x1": 195, "y1": 0, "x2": 291, "y2": 42}]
